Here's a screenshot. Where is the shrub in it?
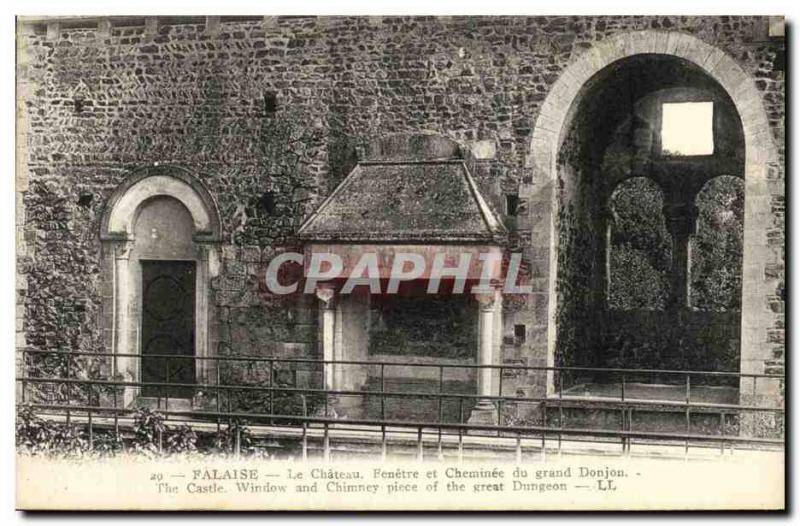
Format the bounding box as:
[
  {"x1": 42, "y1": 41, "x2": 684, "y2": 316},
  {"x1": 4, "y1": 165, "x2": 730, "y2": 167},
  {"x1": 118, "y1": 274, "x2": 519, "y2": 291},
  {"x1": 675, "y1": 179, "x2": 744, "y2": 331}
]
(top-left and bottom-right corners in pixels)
[
  {"x1": 208, "y1": 420, "x2": 257, "y2": 457},
  {"x1": 16, "y1": 406, "x2": 88, "y2": 458},
  {"x1": 130, "y1": 407, "x2": 166, "y2": 457},
  {"x1": 164, "y1": 424, "x2": 198, "y2": 455}
]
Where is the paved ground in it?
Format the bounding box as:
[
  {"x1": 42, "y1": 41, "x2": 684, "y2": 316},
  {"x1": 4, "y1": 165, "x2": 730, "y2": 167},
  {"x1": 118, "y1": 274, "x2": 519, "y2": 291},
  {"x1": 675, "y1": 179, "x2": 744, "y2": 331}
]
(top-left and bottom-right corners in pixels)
[{"x1": 562, "y1": 382, "x2": 739, "y2": 405}]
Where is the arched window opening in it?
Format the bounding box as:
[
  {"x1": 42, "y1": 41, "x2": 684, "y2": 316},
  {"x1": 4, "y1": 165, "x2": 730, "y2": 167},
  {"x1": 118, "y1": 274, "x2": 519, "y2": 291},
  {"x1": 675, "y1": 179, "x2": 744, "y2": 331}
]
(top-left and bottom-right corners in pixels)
[
  {"x1": 690, "y1": 176, "x2": 744, "y2": 311},
  {"x1": 607, "y1": 177, "x2": 672, "y2": 311}
]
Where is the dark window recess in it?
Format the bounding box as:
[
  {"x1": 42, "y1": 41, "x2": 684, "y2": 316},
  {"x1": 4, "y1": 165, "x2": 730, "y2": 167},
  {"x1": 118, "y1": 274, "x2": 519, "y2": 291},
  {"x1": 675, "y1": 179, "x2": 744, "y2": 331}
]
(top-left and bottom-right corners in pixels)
[
  {"x1": 263, "y1": 92, "x2": 277, "y2": 114},
  {"x1": 505, "y1": 194, "x2": 519, "y2": 216},
  {"x1": 257, "y1": 191, "x2": 278, "y2": 216},
  {"x1": 77, "y1": 194, "x2": 93, "y2": 209},
  {"x1": 514, "y1": 324, "x2": 526, "y2": 344},
  {"x1": 74, "y1": 98, "x2": 85, "y2": 114},
  {"x1": 773, "y1": 50, "x2": 785, "y2": 72}
]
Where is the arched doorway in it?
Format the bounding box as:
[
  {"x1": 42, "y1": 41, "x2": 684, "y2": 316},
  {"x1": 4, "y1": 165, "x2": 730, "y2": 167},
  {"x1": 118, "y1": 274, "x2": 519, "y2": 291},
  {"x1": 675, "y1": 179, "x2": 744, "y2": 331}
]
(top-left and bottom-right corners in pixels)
[{"x1": 100, "y1": 166, "x2": 221, "y2": 407}]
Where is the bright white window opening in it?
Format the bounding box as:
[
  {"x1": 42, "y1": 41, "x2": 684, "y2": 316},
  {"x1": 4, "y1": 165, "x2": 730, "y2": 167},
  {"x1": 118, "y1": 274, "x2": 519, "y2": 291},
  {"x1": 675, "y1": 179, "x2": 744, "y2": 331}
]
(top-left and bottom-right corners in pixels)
[{"x1": 661, "y1": 101, "x2": 714, "y2": 156}]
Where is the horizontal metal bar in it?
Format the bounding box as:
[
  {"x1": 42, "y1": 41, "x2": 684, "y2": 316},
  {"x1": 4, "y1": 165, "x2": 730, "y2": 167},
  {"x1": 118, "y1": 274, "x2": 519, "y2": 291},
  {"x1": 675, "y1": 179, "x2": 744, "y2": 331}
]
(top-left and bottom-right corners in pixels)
[
  {"x1": 18, "y1": 402, "x2": 784, "y2": 447},
  {"x1": 16, "y1": 375, "x2": 785, "y2": 414},
  {"x1": 18, "y1": 345, "x2": 785, "y2": 451},
  {"x1": 41, "y1": 411, "x2": 779, "y2": 457},
  {"x1": 17, "y1": 348, "x2": 784, "y2": 379}
]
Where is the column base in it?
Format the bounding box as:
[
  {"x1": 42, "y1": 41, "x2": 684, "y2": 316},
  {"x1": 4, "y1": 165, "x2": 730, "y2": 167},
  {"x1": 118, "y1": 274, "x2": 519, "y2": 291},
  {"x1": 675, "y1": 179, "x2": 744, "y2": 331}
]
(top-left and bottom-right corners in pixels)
[
  {"x1": 332, "y1": 393, "x2": 366, "y2": 419},
  {"x1": 467, "y1": 402, "x2": 498, "y2": 433},
  {"x1": 121, "y1": 385, "x2": 137, "y2": 408}
]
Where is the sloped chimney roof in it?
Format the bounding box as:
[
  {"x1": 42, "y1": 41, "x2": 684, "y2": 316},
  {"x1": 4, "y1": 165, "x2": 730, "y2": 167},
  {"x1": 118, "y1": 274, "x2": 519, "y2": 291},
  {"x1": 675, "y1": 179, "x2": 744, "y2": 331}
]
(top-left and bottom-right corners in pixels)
[{"x1": 296, "y1": 160, "x2": 507, "y2": 244}]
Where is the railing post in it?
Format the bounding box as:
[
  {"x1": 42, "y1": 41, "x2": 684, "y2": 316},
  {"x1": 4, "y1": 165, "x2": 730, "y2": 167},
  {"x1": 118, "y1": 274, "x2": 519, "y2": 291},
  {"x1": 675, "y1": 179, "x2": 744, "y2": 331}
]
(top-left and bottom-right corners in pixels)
[
  {"x1": 380, "y1": 363, "x2": 386, "y2": 421},
  {"x1": 165, "y1": 359, "x2": 170, "y2": 414},
  {"x1": 558, "y1": 369, "x2": 563, "y2": 454},
  {"x1": 216, "y1": 364, "x2": 221, "y2": 433},
  {"x1": 114, "y1": 404, "x2": 119, "y2": 441},
  {"x1": 381, "y1": 425, "x2": 387, "y2": 461},
  {"x1": 685, "y1": 374, "x2": 691, "y2": 456},
  {"x1": 302, "y1": 422, "x2": 308, "y2": 462},
  {"x1": 88, "y1": 411, "x2": 94, "y2": 451},
  {"x1": 438, "y1": 365, "x2": 444, "y2": 424},
  {"x1": 268, "y1": 359, "x2": 274, "y2": 425},
  {"x1": 323, "y1": 423, "x2": 330, "y2": 462},
  {"x1": 498, "y1": 366, "x2": 504, "y2": 432},
  {"x1": 558, "y1": 368, "x2": 562, "y2": 398},
  {"x1": 234, "y1": 425, "x2": 241, "y2": 459},
  {"x1": 156, "y1": 361, "x2": 162, "y2": 411},
  {"x1": 437, "y1": 366, "x2": 444, "y2": 452},
  {"x1": 541, "y1": 431, "x2": 546, "y2": 462},
  {"x1": 620, "y1": 408, "x2": 626, "y2": 453},
  {"x1": 65, "y1": 350, "x2": 71, "y2": 426},
  {"x1": 21, "y1": 349, "x2": 26, "y2": 404},
  {"x1": 417, "y1": 427, "x2": 423, "y2": 461},
  {"x1": 628, "y1": 408, "x2": 633, "y2": 451},
  {"x1": 685, "y1": 374, "x2": 691, "y2": 403},
  {"x1": 539, "y1": 400, "x2": 548, "y2": 461}
]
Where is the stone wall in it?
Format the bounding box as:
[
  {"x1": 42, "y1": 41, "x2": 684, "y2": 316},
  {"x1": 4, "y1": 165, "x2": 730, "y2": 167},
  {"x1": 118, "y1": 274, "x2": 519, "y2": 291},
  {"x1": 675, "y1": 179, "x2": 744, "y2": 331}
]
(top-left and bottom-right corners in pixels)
[
  {"x1": 16, "y1": 16, "x2": 785, "y2": 404},
  {"x1": 553, "y1": 113, "x2": 600, "y2": 376}
]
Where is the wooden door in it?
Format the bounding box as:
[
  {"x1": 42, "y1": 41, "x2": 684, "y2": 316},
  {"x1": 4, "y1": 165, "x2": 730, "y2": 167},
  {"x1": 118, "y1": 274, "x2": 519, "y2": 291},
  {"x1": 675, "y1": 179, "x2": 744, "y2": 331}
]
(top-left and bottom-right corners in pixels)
[{"x1": 140, "y1": 260, "x2": 196, "y2": 399}]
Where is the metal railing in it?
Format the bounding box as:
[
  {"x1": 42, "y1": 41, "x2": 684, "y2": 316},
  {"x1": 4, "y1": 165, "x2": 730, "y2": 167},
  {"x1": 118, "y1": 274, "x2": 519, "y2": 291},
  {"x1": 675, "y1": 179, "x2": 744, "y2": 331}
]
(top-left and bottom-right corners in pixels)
[{"x1": 16, "y1": 348, "x2": 784, "y2": 458}]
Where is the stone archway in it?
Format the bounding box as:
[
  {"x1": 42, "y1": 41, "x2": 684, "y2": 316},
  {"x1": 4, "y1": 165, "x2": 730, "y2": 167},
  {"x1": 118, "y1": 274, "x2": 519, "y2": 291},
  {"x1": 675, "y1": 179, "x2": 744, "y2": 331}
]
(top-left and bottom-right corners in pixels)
[
  {"x1": 101, "y1": 165, "x2": 222, "y2": 243},
  {"x1": 523, "y1": 30, "x2": 779, "y2": 403},
  {"x1": 100, "y1": 165, "x2": 222, "y2": 406}
]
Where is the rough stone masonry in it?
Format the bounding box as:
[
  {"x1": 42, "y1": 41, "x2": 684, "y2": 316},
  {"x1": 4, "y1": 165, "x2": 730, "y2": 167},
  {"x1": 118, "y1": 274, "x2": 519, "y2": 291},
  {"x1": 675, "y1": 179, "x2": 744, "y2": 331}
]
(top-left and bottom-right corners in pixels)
[{"x1": 15, "y1": 16, "x2": 784, "y2": 421}]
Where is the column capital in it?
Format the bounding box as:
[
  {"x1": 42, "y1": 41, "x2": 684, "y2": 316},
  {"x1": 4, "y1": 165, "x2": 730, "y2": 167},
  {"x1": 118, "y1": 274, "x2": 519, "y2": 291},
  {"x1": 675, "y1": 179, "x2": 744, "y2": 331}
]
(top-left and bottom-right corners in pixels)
[
  {"x1": 315, "y1": 286, "x2": 337, "y2": 308},
  {"x1": 663, "y1": 202, "x2": 699, "y2": 237},
  {"x1": 474, "y1": 288, "x2": 502, "y2": 311},
  {"x1": 113, "y1": 239, "x2": 134, "y2": 260}
]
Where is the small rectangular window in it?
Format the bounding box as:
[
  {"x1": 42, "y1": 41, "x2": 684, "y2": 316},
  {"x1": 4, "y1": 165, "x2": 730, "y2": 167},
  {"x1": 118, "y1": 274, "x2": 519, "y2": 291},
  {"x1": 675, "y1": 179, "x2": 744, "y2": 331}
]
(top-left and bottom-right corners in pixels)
[
  {"x1": 263, "y1": 92, "x2": 277, "y2": 114},
  {"x1": 514, "y1": 324, "x2": 526, "y2": 345},
  {"x1": 505, "y1": 194, "x2": 519, "y2": 216},
  {"x1": 661, "y1": 101, "x2": 714, "y2": 156}
]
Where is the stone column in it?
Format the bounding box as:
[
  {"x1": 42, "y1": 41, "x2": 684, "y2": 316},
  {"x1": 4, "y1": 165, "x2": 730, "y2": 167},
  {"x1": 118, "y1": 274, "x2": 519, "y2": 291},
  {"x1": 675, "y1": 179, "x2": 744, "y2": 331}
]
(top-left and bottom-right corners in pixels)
[
  {"x1": 468, "y1": 288, "x2": 502, "y2": 426},
  {"x1": 112, "y1": 240, "x2": 136, "y2": 407},
  {"x1": 601, "y1": 206, "x2": 614, "y2": 304},
  {"x1": 315, "y1": 286, "x2": 337, "y2": 392},
  {"x1": 663, "y1": 203, "x2": 698, "y2": 310},
  {"x1": 193, "y1": 244, "x2": 217, "y2": 410}
]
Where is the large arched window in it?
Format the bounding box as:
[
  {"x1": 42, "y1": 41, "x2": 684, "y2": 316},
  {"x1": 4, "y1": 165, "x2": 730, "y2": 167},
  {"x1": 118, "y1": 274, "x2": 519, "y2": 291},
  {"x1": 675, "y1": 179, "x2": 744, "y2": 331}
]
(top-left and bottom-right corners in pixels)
[
  {"x1": 690, "y1": 175, "x2": 744, "y2": 311},
  {"x1": 532, "y1": 32, "x2": 775, "y2": 403},
  {"x1": 607, "y1": 177, "x2": 672, "y2": 311}
]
